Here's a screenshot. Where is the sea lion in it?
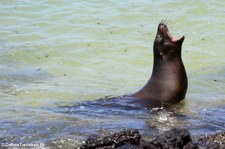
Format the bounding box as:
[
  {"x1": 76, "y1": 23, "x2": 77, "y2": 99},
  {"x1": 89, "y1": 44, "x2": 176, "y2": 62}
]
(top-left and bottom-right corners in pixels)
[{"x1": 130, "y1": 22, "x2": 188, "y2": 104}]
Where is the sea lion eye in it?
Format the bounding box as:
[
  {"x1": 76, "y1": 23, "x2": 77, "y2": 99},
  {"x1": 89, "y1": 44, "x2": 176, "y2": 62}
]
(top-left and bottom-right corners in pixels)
[
  {"x1": 162, "y1": 41, "x2": 168, "y2": 48},
  {"x1": 160, "y1": 38, "x2": 164, "y2": 45}
]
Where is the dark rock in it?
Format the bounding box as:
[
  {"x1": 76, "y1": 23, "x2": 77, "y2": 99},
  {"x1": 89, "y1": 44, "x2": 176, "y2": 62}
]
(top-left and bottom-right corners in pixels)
[
  {"x1": 197, "y1": 131, "x2": 225, "y2": 149},
  {"x1": 79, "y1": 129, "x2": 141, "y2": 149},
  {"x1": 80, "y1": 128, "x2": 225, "y2": 149},
  {"x1": 141, "y1": 128, "x2": 197, "y2": 149}
]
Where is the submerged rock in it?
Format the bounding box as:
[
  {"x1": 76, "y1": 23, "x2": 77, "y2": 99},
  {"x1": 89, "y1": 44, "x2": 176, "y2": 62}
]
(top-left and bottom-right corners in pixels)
[{"x1": 80, "y1": 128, "x2": 225, "y2": 149}]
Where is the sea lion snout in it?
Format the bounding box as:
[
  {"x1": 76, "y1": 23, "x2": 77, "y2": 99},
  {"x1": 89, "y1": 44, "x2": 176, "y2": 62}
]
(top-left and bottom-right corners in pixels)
[{"x1": 158, "y1": 23, "x2": 168, "y2": 34}]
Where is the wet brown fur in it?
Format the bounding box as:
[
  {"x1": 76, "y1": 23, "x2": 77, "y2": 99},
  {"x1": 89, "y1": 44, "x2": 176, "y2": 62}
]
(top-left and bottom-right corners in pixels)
[{"x1": 129, "y1": 23, "x2": 187, "y2": 104}]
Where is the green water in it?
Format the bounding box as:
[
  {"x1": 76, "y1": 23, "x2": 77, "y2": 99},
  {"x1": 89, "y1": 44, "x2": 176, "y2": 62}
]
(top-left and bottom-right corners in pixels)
[{"x1": 0, "y1": 0, "x2": 225, "y2": 148}]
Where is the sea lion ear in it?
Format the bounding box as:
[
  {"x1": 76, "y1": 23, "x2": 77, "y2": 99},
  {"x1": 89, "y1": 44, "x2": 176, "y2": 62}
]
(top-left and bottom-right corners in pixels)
[{"x1": 176, "y1": 36, "x2": 185, "y2": 45}]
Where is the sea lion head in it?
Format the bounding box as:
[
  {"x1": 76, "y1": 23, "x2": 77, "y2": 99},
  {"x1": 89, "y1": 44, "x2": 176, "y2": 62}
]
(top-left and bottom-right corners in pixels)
[{"x1": 154, "y1": 23, "x2": 185, "y2": 60}]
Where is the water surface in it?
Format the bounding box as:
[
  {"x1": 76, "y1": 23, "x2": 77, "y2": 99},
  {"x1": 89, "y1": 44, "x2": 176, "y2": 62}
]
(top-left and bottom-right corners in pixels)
[{"x1": 0, "y1": 0, "x2": 225, "y2": 148}]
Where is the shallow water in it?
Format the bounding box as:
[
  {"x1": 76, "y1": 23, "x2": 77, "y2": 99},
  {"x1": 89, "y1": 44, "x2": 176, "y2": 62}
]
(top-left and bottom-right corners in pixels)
[{"x1": 0, "y1": 0, "x2": 225, "y2": 148}]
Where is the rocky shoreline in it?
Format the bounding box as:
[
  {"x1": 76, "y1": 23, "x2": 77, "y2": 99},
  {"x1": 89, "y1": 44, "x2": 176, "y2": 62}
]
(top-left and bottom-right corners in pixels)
[{"x1": 79, "y1": 128, "x2": 225, "y2": 149}]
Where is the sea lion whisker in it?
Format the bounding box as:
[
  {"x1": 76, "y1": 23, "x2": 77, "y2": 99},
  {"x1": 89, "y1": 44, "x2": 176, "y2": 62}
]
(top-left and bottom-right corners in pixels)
[{"x1": 161, "y1": 19, "x2": 168, "y2": 25}]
